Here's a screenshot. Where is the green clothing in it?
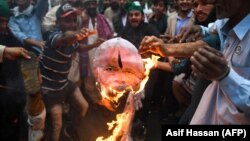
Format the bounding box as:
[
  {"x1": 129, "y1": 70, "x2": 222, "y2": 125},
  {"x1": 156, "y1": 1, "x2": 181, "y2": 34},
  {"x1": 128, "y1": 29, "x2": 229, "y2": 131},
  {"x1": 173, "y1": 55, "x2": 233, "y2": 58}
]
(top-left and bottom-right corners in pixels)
[{"x1": 0, "y1": 0, "x2": 10, "y2": 17}]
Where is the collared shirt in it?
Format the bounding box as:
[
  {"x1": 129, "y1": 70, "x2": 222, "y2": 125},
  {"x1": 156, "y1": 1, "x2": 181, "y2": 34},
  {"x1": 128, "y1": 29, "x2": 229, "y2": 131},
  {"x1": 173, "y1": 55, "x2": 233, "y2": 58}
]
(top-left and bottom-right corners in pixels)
[
  {"x1": 175, "y1": 11, "x2": 193, "y2": 35},
  {"x1": 191, "y1": 13, "x2": 250, "y2": 124},
  {"x1": 8, "y1": 0, "x2": 47, "y2": 54},
  {"x1": 200, "y1": 19, "x2": 228, "y2": 48}
]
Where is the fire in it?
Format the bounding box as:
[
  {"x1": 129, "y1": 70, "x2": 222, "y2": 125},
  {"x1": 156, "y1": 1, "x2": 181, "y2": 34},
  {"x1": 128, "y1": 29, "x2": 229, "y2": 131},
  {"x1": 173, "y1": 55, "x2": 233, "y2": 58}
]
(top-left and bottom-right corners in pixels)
[
  {"x1": 136, "y1": 55, "x2": 160, "y2": 94},
  {"x1": 99, "y1": 86, "x2": 131, "y2": 103},
  {"x1": 96, "y1": 55, "x2": 160, "y2": 141},
  {"x1": 96, "y1": 112, "x2": 129, "y2": 141}
]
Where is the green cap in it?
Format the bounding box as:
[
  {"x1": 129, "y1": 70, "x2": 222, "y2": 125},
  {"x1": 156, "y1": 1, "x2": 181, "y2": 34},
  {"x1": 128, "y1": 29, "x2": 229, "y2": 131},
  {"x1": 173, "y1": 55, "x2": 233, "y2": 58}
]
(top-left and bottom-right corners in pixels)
[
  {"x1": 125, "y1": 1, "x2": 144, "y2": 14},
  {"x1": 0, "y1": 0, "x2": 10, "y2": 18}
]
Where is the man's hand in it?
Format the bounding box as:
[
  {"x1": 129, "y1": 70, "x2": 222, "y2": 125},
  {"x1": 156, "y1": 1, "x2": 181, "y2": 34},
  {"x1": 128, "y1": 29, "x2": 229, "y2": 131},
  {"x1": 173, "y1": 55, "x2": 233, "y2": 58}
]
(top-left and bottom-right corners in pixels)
[
  {"x1": 24, "y1": 38, "x2": 46, "y2": 49},
  {"x1": 176, "y1": 25, "x2": 202, "y2": 43},
  {"x1": 133, "y1": 91, "x2": 145, "y2": 111},
  {"x1": 190, "y1": 46, "x2": 229, "y2": 81},
  {"x1": 139, "y1": 36, "x2": 166, "y2": 57},
  {"x1": 35, "y1": 41, "x2": 46, "y2": 49},
  {"x1": 76, "y1": 28, "x2": 97, "y2": 41},
  {"x1": 3, "y1": 47, "x2": 31, "y2": 61},
  {"x1": 93, "y1": 38, "x2": 105, "y2": 48}
]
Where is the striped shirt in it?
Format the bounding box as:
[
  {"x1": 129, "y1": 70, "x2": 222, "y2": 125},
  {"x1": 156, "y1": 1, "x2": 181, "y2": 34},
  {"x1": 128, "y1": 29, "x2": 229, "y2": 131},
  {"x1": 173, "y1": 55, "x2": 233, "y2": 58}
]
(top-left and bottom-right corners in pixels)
[{"x1": 41, "y1": 29, "x2": 79, "y2": 91}]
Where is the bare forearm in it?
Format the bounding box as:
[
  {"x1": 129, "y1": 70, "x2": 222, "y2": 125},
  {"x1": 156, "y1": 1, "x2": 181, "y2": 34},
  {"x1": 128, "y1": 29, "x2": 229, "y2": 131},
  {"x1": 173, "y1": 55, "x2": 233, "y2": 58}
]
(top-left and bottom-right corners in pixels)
[
  {"x1": 56, "y1": 31, "x2": 78, "y2": 47},
  {"x1": 155, "y1": 61, "x2": 172, "y2": 72},
  {"x1": 163, "y1": 40, "x2": 207, "y2": 57},
  {"x1": 24, "y1": 38, "x2": 44, "y2": 48},
  {"x1": 78, "y1": 44, "x2": 96, "y2": 52},
  {"x1": 78, "y1": 38, "x2": 105, "y2": 52}
]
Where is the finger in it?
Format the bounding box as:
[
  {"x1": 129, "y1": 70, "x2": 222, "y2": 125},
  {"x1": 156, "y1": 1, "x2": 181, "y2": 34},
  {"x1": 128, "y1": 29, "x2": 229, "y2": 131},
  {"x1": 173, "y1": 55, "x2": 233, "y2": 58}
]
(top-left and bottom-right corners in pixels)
[
  {"x1": 202, "y1": 46, "x2": 223, "y2": 57},
  {"x1": 197, "y1": 47, "x2": 228, "y2": 73},
  {"x1": 140, "y1": 36, "x2": 150, "y2": 47},
  {"x1": 138, "y1": 43, "x2": 150, "y2": 53},
  {"x1": 22, "y1": 52, "x2": 31, "y2": 59},
  {"x1": 168, "y1": 38, "x2": 175, "y2": 43},
  {"x1": 194, "y1": 31, "x2": 201, "y2": 41},
  {"x1": 175, "y1": 33, "x2": 183, "y2": 42},
  {"x1": 180, "y1": 28, "x2": 192, "y2": 43},
  {"x1": 191, "y1": 64, "x2": 206, "y2": 78},
  {"x1": 197, "y1": 47, "x2": 225, "y2": 65},
  {"x1": 139, "y1": 42, "x2": 158, "y2": 55},
  {"x1": 190, "y1": 52, "x2": 211, "y2": 74},
  {"x1": 20, "y1": 49, "x2": 31, "y2": 59},
  {"x1": 190, "y1": 54, "x2": 208, "y2": 78},
  {"x1": 160, "y1": 34, "x2": 171, "y2": 39},
  {"x1": 139, "y1": 42, "x2": 153, "y2": 54},
  {"x1": 141, "y1": 36, "x2": 156, "y2": 46},
  {"x1": 191, "y1": 49, "x2": 224, "y2": 78},
  {"x1": 22, "y1": 49, "x2": 29, "y2": 54}
]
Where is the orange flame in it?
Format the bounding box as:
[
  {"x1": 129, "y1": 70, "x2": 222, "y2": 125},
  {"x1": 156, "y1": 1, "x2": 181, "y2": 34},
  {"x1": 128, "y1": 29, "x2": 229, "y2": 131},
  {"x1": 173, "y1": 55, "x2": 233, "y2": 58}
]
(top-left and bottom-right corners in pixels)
[
  {"x1": 100, "y1": 86, "x2": 130, "y2": 103},
  {"x1": 136, "y1": 55, "x2": 160, "y2": 94},
  {"x1": 96, "y1": 55, "x2": 160, "y2": 141},
  {"x1": 96, "y1": 112, "x2": 129, "y2": 141}
]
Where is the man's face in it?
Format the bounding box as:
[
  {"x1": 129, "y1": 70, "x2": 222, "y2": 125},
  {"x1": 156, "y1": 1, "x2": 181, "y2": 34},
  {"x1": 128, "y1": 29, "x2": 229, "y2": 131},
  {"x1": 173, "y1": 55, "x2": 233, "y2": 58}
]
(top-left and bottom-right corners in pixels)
[
  {"x1": 85, "y1": 1, "x2": 98, "y2": 17},
  {"x1": 193, "y1": 0, "x2": 214, "y2": 22},
  {"x1": 177, "y1": 0, "x2": 193, "y2": 12},
  {"x1": 128, "y1": 10, "x2": 144, "y2": 28},
  {"x1": 110, "y1": 0, "x2": 120, "y2": 10},
  {"x1": 58, "y1": 14, "x2": 78, "y2": 31},
  {"x1": 93, "y1": 38, "x2": 145, "y2": 97},
  {"x1": 214, "y1": 0, "x2": 242, "y2": 19},
  {"x1": 152, "y1": 1, "x2": 166, "y2": 17}
]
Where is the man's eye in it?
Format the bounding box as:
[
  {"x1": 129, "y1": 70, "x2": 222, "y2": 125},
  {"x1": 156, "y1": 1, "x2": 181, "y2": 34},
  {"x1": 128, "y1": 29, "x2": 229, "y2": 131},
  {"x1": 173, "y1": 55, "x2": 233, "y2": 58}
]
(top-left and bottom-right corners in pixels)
[{"x1": 105, "y1": 67, "x2": 115, "y2": 71}]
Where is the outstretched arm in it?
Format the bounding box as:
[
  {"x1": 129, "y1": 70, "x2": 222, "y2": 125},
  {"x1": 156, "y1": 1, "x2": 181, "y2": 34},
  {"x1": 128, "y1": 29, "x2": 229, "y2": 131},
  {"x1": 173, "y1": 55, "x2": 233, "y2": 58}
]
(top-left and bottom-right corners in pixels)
[
  {"x1": 0, "y1": 45, "x2": 31, "y2": 62},
  {"x1": 77, "y1": 38, "x2": 105, "y2": 52},
  {"x1": 139, "y1": 36, "x2": 208, "y2": 58},
  {"x1": 54, "y1": 28, "x2": 97, "y2": 48}
]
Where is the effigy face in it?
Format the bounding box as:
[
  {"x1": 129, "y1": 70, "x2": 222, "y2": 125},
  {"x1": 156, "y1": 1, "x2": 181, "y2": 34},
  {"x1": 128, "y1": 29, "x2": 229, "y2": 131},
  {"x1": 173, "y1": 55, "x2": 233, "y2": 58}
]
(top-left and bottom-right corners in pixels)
[{"x1": 92, "y1": 38, "x2": 145, "y2": 100}]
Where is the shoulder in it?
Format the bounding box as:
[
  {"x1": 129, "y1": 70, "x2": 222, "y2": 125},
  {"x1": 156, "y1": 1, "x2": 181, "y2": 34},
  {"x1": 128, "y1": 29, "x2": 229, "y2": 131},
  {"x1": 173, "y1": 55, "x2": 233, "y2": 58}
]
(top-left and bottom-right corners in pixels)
[
  {"x1": 168, "y1": 12, "x2": 177, "y2": 20},
  {"x1": 104, "y1": 7, "x2": 112, "y2": 15},
  {"x1": 46, "y1": 29, "x2": 62, "y2": 42}
]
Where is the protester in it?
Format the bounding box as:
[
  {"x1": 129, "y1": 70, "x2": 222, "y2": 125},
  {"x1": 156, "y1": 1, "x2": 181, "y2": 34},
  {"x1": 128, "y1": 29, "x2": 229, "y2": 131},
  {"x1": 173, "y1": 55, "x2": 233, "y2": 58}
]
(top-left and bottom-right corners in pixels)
[
  {"x1": 140, "y1": 0, "x2": 250, "y2": 124},
  {"x1": 40, "y1": 2, "x2": 104, "y2": 140}
]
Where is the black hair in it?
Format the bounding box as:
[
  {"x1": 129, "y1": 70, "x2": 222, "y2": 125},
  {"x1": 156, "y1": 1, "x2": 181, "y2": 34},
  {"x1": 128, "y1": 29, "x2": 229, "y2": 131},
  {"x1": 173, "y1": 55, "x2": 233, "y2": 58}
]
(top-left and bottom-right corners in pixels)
[
  {"x1": 151, "y1": 0, "x2": 168, "y2": 7},
  {"x1": 73, "y1": 0, "x2": 83, "y2": 7}
]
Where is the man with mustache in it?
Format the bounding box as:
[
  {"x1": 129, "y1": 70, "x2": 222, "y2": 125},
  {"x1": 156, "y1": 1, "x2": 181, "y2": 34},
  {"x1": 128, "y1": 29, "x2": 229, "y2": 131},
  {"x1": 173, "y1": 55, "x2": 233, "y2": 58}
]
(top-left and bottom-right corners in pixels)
[{"x1": 140, "y1": 0, "x2": 250, "y2": 124}]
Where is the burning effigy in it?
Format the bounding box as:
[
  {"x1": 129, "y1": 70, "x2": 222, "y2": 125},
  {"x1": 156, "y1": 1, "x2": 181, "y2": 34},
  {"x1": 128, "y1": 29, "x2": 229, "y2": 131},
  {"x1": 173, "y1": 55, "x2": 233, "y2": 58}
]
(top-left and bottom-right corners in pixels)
[{"x1": 92, "y1": 37, "x2": 159, "y2": 141}]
